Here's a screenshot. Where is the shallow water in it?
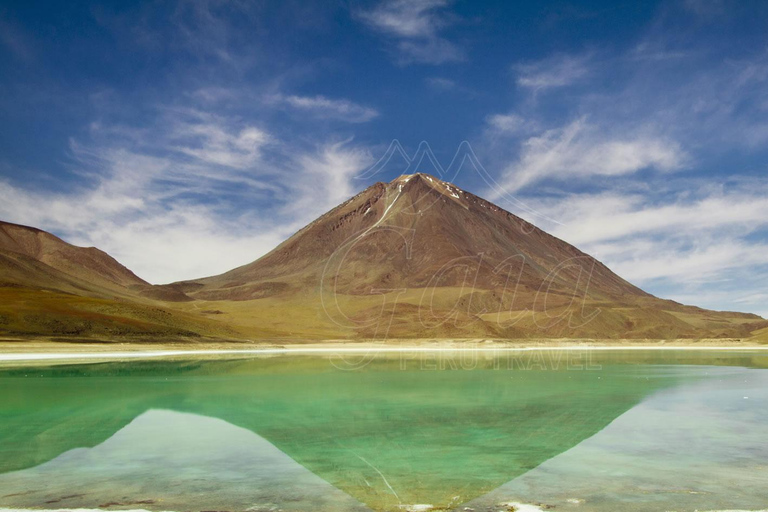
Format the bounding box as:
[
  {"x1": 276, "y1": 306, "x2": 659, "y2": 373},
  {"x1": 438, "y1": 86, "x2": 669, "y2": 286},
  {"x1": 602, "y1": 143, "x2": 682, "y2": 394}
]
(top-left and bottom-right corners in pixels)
[{"x1": 0, "y1": 349, "x2": 766, "y2": 511}]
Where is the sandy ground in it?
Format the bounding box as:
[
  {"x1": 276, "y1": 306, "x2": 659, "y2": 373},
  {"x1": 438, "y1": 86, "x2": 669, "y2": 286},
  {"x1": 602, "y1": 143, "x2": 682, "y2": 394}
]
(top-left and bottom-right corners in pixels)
[{"x1": 0, "y1": 336, "x2": 765, "y2": 366}]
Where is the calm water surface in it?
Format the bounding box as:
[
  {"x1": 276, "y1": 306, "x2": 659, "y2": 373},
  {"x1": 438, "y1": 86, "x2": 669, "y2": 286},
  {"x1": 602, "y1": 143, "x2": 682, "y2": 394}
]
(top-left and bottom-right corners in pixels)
[{"x1": 0, "y1": 349, "x2": 767, "y2": 512}]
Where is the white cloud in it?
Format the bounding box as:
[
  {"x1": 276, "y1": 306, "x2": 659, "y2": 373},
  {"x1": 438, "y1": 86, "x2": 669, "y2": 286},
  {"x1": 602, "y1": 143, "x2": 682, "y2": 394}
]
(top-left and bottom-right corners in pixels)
[
  {"x1": 495, "y1": 118, "x2": 686, "y2": 192},
  {"x1": 171, "y1": 120, "x2": 271, "y2": 169},
  {"x1": 515, "y1": 54, "x2": 590, "y2": 90},
  {"x1": 506, "y1": 179, "x2": 768, "y2": 316},
  {"x1": 0, "y1": 112, "x2": 374, "y2": 284},
  {"x1": 484, "y1": 113, "x2": 538, "y2": 135},
  {"x1": 596, "y1": 239, "x2": 768, "y2": 283},
  {"x1": 265, "y1": 94, "x2": 379, "y2": 123},
  {"x1": 293, "y1": 140, "x2": 374, "y2": 214},
  {"x1": 357, "y1": 0, "x2": 464, "y2": 64},
  {"x1": 478, "y1": 20, "x2": 768, "y2": 317},
  {"x1": 358, "y1": 0, "x2": 448, "y2": 38},
  {"x1": 541, "y1": 191, "x2": 768, "y2": 246}
]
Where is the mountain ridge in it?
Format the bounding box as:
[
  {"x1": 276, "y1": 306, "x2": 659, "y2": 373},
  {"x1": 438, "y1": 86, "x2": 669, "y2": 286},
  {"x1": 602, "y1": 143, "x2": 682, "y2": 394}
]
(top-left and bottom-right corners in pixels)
[
  {"x1": 172, "y1": 173, "x2": 765, "y2": 339},
  {"x1": 0, "y1": 220, "x2": 234, "y2": 339},
  {"x1": 0, "y1": 220, "x2": 147, "y2": 294},
  {"x1": 183, "y1": 173, "x2": 648, "y2": 298},
  {"x1": 0, "y1": 175, "x2": 765, "y2": 341}
]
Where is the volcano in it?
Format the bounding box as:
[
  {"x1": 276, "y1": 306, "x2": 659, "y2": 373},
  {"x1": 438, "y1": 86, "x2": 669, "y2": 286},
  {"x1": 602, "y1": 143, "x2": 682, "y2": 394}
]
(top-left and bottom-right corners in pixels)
[
  {"x1": 178, "y1": 173, "x2": 764, "y2": 340},
  {"x1": 0, "y1": 175, "x2": 763, "y2": 341}
]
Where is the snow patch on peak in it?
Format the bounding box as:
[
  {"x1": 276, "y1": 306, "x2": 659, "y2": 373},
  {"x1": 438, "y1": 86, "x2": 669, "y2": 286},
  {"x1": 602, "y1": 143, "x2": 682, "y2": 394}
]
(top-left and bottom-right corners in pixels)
[
  {"x1": 390, "y1": 173, "x2": 470, "y2": 202},
  {"x1": 442, "y1": 182, "x2": 462, "y2": 199}
]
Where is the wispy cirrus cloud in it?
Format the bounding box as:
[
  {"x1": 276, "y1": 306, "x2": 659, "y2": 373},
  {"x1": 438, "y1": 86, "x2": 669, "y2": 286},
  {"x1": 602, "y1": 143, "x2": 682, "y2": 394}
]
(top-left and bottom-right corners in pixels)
[
  {"x1": 515, "y1": 53, "x2": 590, "y2": 90},
  {"x1": 476, "y1": 15, "x2": 768, "y2": 317},
  {"x1": 484, "y1": 113, "x2": 539, "y2": 136},
  {"x1": 538, "y1": 188, "x2": 768, "y2": 247},
  {"x1": 264, "y1": 93, "x2": 379, "y2": 123},
  {"x1": 0, "y1": 109, "x2": 374, "y2": 284},
  {"x1": 169, "y1": 112, "x2": 272, "y2": 169},
  {"x1": 357, "y1": 0, "x2": 464, "y2": 64},
  {"x1": 293, "y1": 140, "x2": 374, "y2": 212},
  {"x1": 357, "y1": 0, "x2": 450, "y2": 38},
  {"x1": 0, "y1": 1, "x2": 384, "y2": 285},
  {"x1": 515, "y1": 178, "x2": 768, "y2": 316},
  {"x1": 492, "y1": 118, "x2": 686, "y2": 193}
]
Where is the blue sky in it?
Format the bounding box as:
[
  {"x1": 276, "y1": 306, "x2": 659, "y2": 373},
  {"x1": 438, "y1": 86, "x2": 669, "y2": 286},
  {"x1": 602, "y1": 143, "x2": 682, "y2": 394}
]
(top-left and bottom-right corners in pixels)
[{"x1": 1, "y1": 0, "x2": 768, "y2": 316}]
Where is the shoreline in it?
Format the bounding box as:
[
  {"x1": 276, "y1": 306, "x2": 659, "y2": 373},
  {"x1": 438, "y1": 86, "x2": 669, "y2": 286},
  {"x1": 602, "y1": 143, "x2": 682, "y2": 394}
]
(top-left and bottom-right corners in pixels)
[{"x1": 0, "y1": 339, "x2": 767, "y2": 363}]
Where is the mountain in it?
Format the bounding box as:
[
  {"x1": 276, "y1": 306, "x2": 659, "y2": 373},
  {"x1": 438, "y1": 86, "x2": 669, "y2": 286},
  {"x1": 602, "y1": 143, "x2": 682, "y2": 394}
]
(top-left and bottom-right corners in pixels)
[
  {"x1": 0, "y1": 221, "x2": 233, "y2": 339},
  {"x1": 0, "y1": 176, "x2": 764, "y2": 341},
  {"x1": 0, "y1": 221, "x2": 147, "y2": 295},
  {"x1": 178, "y1": 173, "x2": 766, "y2": 340},
  {"x1": 189, "y1": 173, "x2": 644, "y2": 299}
]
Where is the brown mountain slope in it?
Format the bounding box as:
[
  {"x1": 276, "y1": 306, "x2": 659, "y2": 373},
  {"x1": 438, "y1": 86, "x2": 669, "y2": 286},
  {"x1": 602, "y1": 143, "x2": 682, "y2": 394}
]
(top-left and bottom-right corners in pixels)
[
  {"x1": 0, "y1": 221, "x2": 232, "y2": 340},
  {"x1": 0, "y1": 178, "x2": 764, "y2": 342},
  {"x1": 191, "y1": 173, "x2": 645, "y2": 299},
  {"x1": 178, "y1": 174, "x2": 766, "y2": 339},
  {"x1": 0, "y1": 221, "x2": 146, "y2": 294},
  {"x1": 0, "y1": 221, "x2": 193, "y2": 302}
]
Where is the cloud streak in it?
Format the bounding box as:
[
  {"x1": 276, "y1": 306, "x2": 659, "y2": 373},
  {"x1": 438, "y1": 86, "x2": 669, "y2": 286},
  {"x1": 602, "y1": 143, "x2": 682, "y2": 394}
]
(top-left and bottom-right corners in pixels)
[
  {"x1": 265, "y1": 94, "x2": 379, "y2": 123},
  {"x1": 515, "y1": 53, "x2": 590, "y2": 90},
  {"x1": 512, "y1": 178, "x2": 768, "y2": 316},
  {"x1": 494, "y1": 118, "x2": 686, "y2": 193},
  {"x1": 478, "y1": 16, "x2": 768, "y2": 315},
  {"x1": 357, "y1": 0, "x2": 464, "y2": 64},
  {"x1": 0, "y1": 109, "x2": 374, "y2": 284},
  {"x1": 170, "y1": 114, "x2": 271, "y2": 169}
]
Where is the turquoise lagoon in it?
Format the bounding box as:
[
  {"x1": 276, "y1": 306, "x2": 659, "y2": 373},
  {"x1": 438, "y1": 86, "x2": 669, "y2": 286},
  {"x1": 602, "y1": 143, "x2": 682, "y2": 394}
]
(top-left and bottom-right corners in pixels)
[{"x1": 0, "y1": 349, "x2": 766, "y2": 511}]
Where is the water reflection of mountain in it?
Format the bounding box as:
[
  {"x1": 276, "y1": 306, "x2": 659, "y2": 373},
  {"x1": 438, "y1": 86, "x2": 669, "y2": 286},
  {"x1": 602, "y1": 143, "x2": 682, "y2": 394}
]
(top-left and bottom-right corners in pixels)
[
  {"x1": 0, "y1": 352, "x2": 763, "y2": 511},
  {"x1": 0, "y1": 409, "x2": 370, "y2": 511},
  {"x1": 461, "y1": 367, "x2": 768, "y2": 512}
]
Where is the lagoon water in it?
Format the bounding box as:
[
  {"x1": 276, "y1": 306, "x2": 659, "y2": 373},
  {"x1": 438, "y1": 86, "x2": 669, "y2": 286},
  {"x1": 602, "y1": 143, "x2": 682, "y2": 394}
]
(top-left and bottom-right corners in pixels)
[{"x1": 0, "y1": 349, "x2": 767, "y2": 512}]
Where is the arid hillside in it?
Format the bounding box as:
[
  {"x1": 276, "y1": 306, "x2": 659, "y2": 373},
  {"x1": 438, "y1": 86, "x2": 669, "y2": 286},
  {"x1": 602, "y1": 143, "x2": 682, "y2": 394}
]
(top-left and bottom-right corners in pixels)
[
  {"x1": 0, "y1": 221, "x2": 234, "y2": 340},
  {"x1": 173, "y1": 174, "x2": 767, "y2": 340},
  {"x1": 0, "y1": 175, "x2": 766, "y2": 342}
]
